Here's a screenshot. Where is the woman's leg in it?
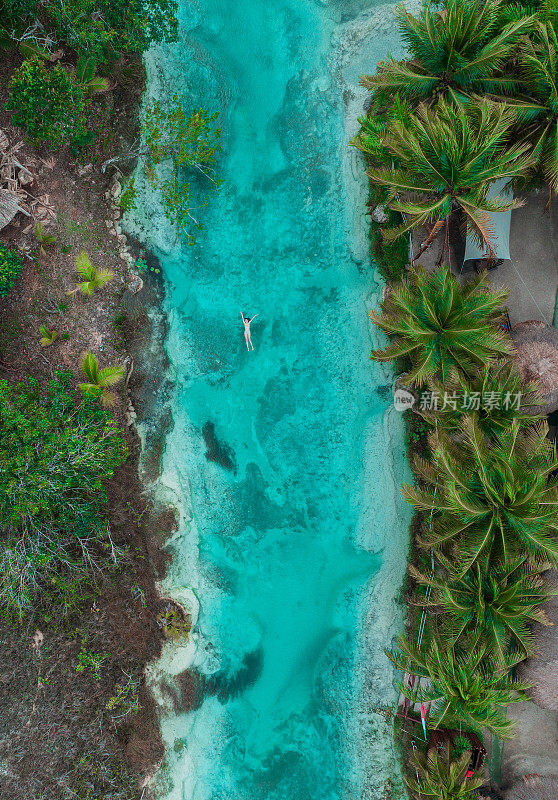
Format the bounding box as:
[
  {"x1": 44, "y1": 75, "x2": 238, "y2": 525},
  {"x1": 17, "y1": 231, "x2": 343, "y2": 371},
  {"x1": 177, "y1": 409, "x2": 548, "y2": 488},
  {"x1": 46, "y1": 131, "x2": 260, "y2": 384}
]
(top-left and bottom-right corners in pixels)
[{"x1": 244, "y1": 333, "x2": 250, "y2": 350}]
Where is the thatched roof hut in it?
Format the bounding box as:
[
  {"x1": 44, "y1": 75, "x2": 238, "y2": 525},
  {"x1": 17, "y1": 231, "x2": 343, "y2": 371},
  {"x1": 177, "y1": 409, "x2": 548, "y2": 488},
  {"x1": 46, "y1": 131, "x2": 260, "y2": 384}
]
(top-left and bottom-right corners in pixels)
[
  {"x1": 511, "y1": 321, "x2": 558, "y2": 414},
  {"x1": 518, "y1": 591, "x2": 558, "y2": 712},
  {"x1": 0, "y1": 189, "x2": 20, "y2": 230},
  {"x1": 0, "y1": 127, "x2": 37, "y2": 229},
  {"x1": 503, "y1": 775, "x2": 558, "y2": 799}
]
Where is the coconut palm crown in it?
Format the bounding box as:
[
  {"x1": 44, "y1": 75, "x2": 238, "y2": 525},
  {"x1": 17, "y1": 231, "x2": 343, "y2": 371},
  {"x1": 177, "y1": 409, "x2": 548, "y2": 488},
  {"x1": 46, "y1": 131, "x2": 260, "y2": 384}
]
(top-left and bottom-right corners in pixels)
[
  {"x1": 361, "y1": 0, "x2": 534, "y2": 106},
  {"x1": 79, "y1": 351, "x2": 125, "y2": 407},
  {"x1": 405, "y1": 745, "x2": 484, "y2": 800},
  {"x1": 516, "y1": 20, "x2": 558, "y2": 192},
  {"x1": 386, "y1": 634, "x2": 529, "y2": 739},
  {"x1": 370, "y1": 265, "x2": 512, "y2": 386},
  {"x1": 367, "y1": 99, "x2": 533, "y2": 250},
  {"x1": 69, "y1": 251, "x2": 113, "y2": 296},
  {"x1": 404, "y1": 417, "x2": 558, "y2": 573},
  {"x1": 410, "y1": 558, "x2": 555, "y2": 665},
  {"x1": 419, "y1": 362, "x2": 544, "y2": 439}
]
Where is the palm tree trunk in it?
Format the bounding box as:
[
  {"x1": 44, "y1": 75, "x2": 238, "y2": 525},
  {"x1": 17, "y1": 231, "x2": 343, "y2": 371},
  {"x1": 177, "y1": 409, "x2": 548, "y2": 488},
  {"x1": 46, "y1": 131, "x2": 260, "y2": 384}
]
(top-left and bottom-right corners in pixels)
[{"x1": 413, "y1": 219, "x2": 445, "y2": 261}]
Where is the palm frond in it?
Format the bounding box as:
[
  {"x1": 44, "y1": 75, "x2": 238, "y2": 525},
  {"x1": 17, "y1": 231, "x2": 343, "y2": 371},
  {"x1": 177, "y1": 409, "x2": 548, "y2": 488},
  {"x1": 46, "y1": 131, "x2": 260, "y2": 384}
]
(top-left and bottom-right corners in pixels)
[
  {"x1": 371, "y1": 264, "x2": 512, "y2": 385},
  {"x1": 76, "y1": 251, "x2": 95, "y2": 280},
  {"x1": 97, "y1": 364, "x2": 125, "y2": 388},
  {"x1": 361, "y1": 0, "x2": 533, "y2": 106},
  {"x1": 412, "y1": 418, "x2": 558, "y2": 570},
  {"x1": 387, "y1": 633, "x2": 528, "y2": 738}
]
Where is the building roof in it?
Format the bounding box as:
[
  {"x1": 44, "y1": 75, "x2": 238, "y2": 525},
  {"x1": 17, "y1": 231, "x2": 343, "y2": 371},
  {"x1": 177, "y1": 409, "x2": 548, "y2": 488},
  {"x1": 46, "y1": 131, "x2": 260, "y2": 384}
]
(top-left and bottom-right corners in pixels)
[{"x1": 511, "y1": 322, "x2": 558, "y2": 414}]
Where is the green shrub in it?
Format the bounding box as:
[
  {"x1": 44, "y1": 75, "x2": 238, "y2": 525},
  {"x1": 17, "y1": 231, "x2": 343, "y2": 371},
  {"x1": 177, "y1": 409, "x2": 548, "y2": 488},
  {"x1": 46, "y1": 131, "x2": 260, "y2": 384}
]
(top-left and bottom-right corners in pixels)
[
  {"x1": 405, "y1": 410, "x2": 434, "y2": 446},
  {"x1": 70, "y1": 129, "x2": 96, "y2": 155},
  {"x1": 75, "y1": 633, "x2": 109, "y2": 679},
  {"x1": 6, "y1": 58, "x2": 87, "y2": 148},
  {"x1": 105, "y1": 673, "x2": 141, "y2": 720},
  {"x1": 0, "y1": 371, "x2": 128, "y2": 617},
  {"x1": 39, "y1": 570, "x2": 97, "y2": 625},
  {"x1": 1, "y1": 0, "x2": 178, "y2": 61},
  {"x1": 452, "y1": 735, "x2": 473, "y2": 760},
  {"x1": 0, "y1": 243, "x2": 22, "y2": 297},
  {"x1": 370, "y1": 207, "x2": 410, "y2": 282},
  {"x1": 157, "y1": 601, "x2": 191, "y2": 640},
  {"x1": 119, "y1": 175, "x2": 138, "y2": 212}
]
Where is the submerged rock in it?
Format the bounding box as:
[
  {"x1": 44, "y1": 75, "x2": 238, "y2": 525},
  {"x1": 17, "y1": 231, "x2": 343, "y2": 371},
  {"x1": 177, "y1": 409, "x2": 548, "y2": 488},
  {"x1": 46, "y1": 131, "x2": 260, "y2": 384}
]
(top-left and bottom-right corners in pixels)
[
  {"x1": 202, "y1": 421, "x2": 237, "y2": 473},
  {"x1": 205, "y1": 647, "x2": 264, "y2": 704}
]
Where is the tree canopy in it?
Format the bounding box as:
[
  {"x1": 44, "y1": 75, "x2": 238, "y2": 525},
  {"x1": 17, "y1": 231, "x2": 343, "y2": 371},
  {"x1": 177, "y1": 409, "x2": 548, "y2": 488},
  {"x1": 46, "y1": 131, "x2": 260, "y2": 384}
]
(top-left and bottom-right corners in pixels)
[
  {"x1": 410, "y1": 559, "x2": 555, "y2": 664},
  {"x1": 370, "y1": 264, "x2": 513, "y2": 385},
  {"x1": 366, "y1": 99, "x2": 533, "y2": 250},
  {"x1": 361, "y1": 0, "x2": 534, "y2": 106},
  {"x1": 386, "y1": 634, "x2": 529, "y2": 738},
  {"x1": 0, "y1": 0, "x2": 178, "y2": 60},
  {"x1": 405, "y1": 418, "x2": 558, "y2": 572},
  {"x1": 141, "y1": 97, "x2": 222, "y2": 243}
]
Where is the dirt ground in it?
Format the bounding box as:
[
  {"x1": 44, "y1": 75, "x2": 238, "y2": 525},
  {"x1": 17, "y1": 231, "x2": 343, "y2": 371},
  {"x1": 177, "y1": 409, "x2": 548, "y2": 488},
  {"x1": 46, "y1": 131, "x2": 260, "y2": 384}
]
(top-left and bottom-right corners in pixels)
[{"x1": 0, "y1": 50, "x2": 174, "y2": 800}]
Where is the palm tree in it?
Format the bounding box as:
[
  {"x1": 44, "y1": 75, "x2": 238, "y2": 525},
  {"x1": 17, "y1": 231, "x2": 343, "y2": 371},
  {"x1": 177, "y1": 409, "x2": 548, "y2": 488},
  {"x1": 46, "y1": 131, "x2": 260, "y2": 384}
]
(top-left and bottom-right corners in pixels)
[
  {"x1": 386, "y1": 634, "x2": 529, "y2": 739},
  {"x1": 516, "y1": 21, "x2": 558, "y2": 193},
  {"x1": 76, "y1": 55, "x2": 111, "y2": 97},
  {"x1": 39, "y1": 325, "x2": 58, "y2": 347},
  {"x1": 79, "y1": 351, "x2": 124, "y2": 407},
  {"x1": 35, "y1": 223, "x2": 55, "y2": 257},
  {"x1": 404, "y1": 418, "x2": 558, "y2": 573},
  {"x1": 68, "y1": 251, "x2": 113, "y2": 296},
  {"x1": 352, "y1": 91, "x2": 411, "y2": 164},
  {"x1": 405, "y1": 745, "x2": 483, "y2": 800},
  {"x1": 367, "y1": 99, "x2": 533, "y2": 253},
  {"x1": 410, "y1": 559, "x2": 555, "y2": 665},
  {"x1": 361, "y1": 0, "x2": 533, "y2": 106},
  {"x1": 370, "y1": 265, "x2": 512, "y2": 386},
  {"x1": 420, "y1": 362, "x2": 544, "y2": 439}
]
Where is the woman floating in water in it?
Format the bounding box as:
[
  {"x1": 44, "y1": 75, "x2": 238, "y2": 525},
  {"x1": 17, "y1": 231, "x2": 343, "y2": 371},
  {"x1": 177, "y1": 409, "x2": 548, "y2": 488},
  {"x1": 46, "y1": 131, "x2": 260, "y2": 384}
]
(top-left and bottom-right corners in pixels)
[{"x1": 240, "y1": 311, "x2": 258, "y2": 351}]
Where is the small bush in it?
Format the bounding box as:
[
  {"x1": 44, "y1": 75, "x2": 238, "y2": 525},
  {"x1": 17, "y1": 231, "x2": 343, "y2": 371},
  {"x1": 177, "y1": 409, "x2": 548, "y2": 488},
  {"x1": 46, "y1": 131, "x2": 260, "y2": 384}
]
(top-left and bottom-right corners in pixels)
[
  {"x1": 452, "y1": 735, "x2": 472, "y2": 760},
  {"x1": 70, "y1": 129, "x2": 96, "y2": 155},
  {"x1": 370, "y1": 207, "x2": 410, "y2": 282},
  {"x1": 405, "y1": 410, "x2": 434, "y2": 449},
  {"x1": 6, "y1": 58, "x2": 87, "y2": 148},
  {"x1": 75, "y1": 633, "x2": 109, "y2": 680},
  {"x1": 0, "y1": 243, "x2": 22, "y2": 297},
  {"x1": 157, "y1": 601, "x2": 191, "y2": 640},
  {"x1": 104, "y1": 673, "x2": 141, "y2": 721},
  {"x1": 119, "y1": 175, "x2": 137, "y2": 212}
]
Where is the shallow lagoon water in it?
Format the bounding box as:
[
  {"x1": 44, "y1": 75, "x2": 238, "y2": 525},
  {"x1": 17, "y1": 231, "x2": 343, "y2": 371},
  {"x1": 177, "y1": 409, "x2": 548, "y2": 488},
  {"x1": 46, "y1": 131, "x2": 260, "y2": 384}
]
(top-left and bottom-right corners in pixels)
[{"x1": 125, "y1": 1, "x2": 413, "y2": 798}]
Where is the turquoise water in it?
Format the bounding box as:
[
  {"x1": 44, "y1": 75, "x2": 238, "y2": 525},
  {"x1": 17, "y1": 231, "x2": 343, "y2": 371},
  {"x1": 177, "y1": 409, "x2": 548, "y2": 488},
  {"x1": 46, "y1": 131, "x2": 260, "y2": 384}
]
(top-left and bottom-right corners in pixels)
[{"x1": 125, "y1": 1, "x2": 413, "y2": 798}]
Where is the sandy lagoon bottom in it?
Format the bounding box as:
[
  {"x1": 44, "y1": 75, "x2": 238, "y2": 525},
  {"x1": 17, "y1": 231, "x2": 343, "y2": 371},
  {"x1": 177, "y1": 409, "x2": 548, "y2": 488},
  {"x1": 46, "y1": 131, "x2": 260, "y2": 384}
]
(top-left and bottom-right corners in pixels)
[{"x1": 125, "y1": 1, "x2": 414, "y2": 798}]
